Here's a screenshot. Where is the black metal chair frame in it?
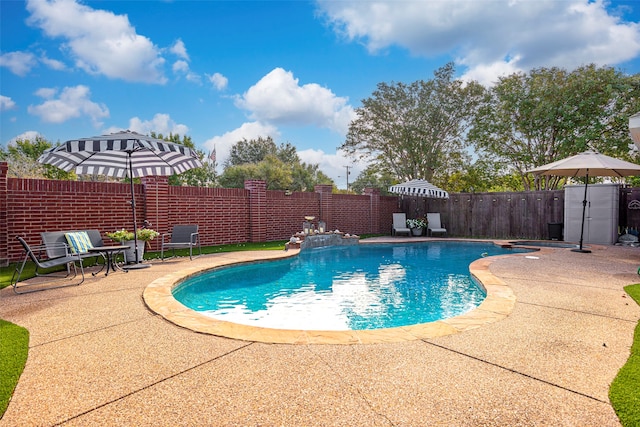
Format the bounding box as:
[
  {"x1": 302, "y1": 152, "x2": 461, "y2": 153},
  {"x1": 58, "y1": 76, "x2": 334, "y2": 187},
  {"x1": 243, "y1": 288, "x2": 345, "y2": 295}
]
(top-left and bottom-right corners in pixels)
[
  {"x1": 11, "y1": 236, "x2": 85, "y2": 294},
  {"x1": 160, "y1": 225, "x2": 201, "y2": 261}
]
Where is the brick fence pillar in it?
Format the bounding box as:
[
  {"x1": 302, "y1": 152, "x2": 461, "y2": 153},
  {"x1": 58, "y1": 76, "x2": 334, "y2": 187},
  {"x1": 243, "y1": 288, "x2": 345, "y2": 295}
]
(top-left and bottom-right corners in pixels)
[
  {"x1": 315, "y1": 184, "x2": 333, "y2": 230},
  {"x1": 245, "y1": 180, "x2": 267, "y2": 242},
  {"x1": 141, "y1": 175, "x2": 169, "y2": 251},
  {"x1": 0, "y1": 162, "x2": 7, "y2": 266},
  {"x1": 364, "y1": 187, "x2": 381, "y2": 234}
]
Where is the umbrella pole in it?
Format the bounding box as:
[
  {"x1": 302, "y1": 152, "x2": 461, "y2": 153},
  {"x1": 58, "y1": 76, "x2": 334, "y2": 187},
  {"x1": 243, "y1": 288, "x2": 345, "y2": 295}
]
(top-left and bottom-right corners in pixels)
[
  {"x1": 123, "y1": 151, "x2": 151, "y2": 270},
  {"x1": 572, "y1": 171, "x2": 591, "y2": 253}
]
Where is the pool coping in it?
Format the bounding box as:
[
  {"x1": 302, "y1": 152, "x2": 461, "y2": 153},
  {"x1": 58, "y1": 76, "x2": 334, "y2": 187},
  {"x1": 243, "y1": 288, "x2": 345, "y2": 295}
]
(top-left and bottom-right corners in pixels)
[{"x1": 142, "y1": 240, "x2": 545, "y2": 344}]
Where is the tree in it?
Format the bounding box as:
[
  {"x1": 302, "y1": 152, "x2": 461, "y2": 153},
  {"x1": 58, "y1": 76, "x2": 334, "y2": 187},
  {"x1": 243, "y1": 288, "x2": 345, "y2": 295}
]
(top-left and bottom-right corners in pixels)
[
  {"x1": 0, "y1": 137, "x2": 74, "y2": 179},
  {"x1": 350, "y1": 165, "x2": 396, "y2": 195},
  {"x1": 225, "y1": 136, "x2": 299, "y2": 167},
  {"x1": 152, "y1": 132, "x2": 217, "y2": 187},
  {"x1": 469, "y1": 64, "x2": 640, "y2": 190},
  {"x1": 291, "y1": 162, "x2": 333, "y2": 192},
  {"x1": 440, "y1": 157, "x2": 524, "y2": 193},
  {"x1": 219, "y1": 137, "x2": 334, "y2": 191},
  {"x1": 341, "y1": 63, "x2": 486, "y2": 184}
]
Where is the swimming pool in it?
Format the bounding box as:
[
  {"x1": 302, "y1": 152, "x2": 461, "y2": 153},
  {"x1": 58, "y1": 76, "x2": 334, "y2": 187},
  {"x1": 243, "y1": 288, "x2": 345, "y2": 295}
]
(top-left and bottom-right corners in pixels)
[{"x1": 172, "y1": 242, "x2": 530, "y2": 331}]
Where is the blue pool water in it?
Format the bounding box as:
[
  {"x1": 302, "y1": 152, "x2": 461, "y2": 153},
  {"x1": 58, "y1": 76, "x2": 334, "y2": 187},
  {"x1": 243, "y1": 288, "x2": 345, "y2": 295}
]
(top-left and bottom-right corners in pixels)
[{"x1": 173, "y1": 242, "x2": 530, "y2": 331}]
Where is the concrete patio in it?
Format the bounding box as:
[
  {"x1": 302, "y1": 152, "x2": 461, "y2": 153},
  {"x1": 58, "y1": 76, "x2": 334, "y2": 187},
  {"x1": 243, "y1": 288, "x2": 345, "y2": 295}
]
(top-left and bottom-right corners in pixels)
[{"x1": 1, "y1": 238, "x2": 639, "y2": 426}]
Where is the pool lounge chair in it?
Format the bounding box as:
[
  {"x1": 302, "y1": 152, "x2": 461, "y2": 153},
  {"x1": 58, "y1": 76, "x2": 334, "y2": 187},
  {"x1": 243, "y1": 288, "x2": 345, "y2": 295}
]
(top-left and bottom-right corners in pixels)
[
  {"x1": 427, "y1": 213, "x2": 447, "y2": 237},
  {"x1": 11, "y1": 236, "x2": 85, "y2": 294},
  {"x1": 161, "y1": 225, "x2": 202, "y2": 261},
  {"x1": 392, "y1": 213, "x2": 411, "y2": 237}
]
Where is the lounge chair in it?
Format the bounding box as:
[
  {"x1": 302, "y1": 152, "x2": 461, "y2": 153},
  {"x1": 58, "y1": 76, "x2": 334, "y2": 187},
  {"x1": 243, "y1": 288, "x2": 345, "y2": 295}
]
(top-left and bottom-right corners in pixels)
[
  {"x1": 427, "y1": 213, "x2": 447, "y2": 237},
  {"x1": 392, "y1": 213, "x2": 411, "y2": 237},
  {"x1": 161, "y1": 225, "x2": 201, "y2": 261},
  {"x1": 11, "y1": 236, "x2": 85, "y2": 294}
]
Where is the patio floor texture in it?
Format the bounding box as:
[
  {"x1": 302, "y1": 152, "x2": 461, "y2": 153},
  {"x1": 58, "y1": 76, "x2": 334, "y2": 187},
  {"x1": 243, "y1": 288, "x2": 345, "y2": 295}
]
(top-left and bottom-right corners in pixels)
[{"x1": 1, "y1": 238, "x2": 639, "y2": 426}]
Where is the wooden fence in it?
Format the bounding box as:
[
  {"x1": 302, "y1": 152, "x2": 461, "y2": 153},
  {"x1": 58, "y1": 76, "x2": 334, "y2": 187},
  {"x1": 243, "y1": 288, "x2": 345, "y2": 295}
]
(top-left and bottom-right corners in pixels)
[{"x1": 399, "y1": 190, "x2": 566, "y2": 240}]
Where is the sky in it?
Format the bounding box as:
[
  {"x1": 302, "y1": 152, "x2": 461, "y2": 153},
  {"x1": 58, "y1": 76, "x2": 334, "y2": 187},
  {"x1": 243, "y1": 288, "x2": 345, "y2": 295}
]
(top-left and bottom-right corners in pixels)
[{"x1": 2, "y1": 0, "x2": 640, "y2": 188}]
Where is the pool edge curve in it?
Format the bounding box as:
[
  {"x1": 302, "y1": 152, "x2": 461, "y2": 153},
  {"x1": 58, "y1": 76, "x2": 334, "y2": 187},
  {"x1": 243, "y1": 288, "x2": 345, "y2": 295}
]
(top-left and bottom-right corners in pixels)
[{"x1": 142, "y1": 242, "x2": 536, "y2": 344}]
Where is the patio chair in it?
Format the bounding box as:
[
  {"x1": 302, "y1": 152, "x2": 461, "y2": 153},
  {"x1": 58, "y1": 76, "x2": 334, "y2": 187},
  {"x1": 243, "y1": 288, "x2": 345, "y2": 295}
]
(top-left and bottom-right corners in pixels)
[
  {"x1": 392, "y1": 213, "x2": 411, "y2": 237},
  {"x1": 427, "y1": 213, "x2": 447, "y2": 237},
  {"x1": 11, "y1": 236, "x2": 85, "y2": 294},
  {"x1": 161, "y1": 225, "x2": 201, "y2": 261},
  {"x1": 41, "y1": 230, "x2": 106, "y2": 266}
]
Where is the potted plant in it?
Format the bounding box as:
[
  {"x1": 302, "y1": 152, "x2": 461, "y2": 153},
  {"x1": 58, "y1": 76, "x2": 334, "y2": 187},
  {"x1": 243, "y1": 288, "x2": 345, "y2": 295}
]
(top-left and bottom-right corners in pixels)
[
  {"x1": 406, "y1": 218, "x2": 428, "y2": 236},
  {"x1": 106, "y1": 227, "x2": 159, "y2": 263}
]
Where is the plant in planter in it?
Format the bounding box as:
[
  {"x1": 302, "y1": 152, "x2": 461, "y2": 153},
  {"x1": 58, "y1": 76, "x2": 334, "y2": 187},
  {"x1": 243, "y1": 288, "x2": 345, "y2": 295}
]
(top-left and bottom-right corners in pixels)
[
  {"x1": 406, "y1": 218, "x2": 428, "y2": 236},
  {"x1": 106, "y1": 228, "x2": 159, "y2": 263}
]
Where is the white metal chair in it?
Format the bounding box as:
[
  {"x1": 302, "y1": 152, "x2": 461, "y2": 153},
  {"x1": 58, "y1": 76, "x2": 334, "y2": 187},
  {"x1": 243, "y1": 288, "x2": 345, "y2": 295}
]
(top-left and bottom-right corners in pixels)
[{"x1": 161, "y1": 225, "x2": 201, "y2": 261}]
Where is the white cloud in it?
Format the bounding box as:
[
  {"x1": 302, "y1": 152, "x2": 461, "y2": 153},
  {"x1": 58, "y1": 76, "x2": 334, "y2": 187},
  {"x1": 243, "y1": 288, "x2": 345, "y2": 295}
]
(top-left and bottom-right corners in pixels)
[
  {"x1": 0, "y1": 51, "x2": 38, "y2": 76},
  {"x1": 207, "y1": 72, "x2": 229, "y2": 91},
  {"x1": 170, "y1": 39, "x2": 189, "y2": 60},
  {"x1": 9, "y1": 131, "x2": 43, "y2": 145},
  {"x1": 203, "y1": 121, "x2": 280, "y2": 169},
  {"x1": 172, "y1": 60, "x2": 201, "y2": 84},
  {"x1": 40, "y1": 53, "x2": 66, "y2": 71},
  {"x1": 1, "y1": 95, "x2": 16, "y2": 111},
  {"x1": 235, "y1": 68, "x2": 356, "y2": 134},
  {"x1": 173, "y1": 60, "x2": 189, "y2": 74},
  {"x1": 27, "y1": 85, "x2": 109, "y2": 126},
  {"x1": 25, "y1": 0, "x2": 166, "y2": 84},
  {"x1": 298, "y1": 147, "x2": 367, "y2": 189},
  {"x1": 459, "y1": 56, "x2": 522, "y2": 87},
  {"x1": 318, "y1": 0, "x2": 640, "y2": 85},
  {"x1": 34, "y1": 87, "x2": 57, "y2": 99},
  {"x1": 105, "y1": 113, "x2": 189, "y2": 137}
]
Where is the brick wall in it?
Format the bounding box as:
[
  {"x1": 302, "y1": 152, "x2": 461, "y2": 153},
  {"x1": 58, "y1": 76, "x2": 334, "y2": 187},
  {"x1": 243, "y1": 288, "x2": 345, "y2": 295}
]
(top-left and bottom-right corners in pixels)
[{"x1": 0, "y1": 162, "x2": 387, "y2": 264}]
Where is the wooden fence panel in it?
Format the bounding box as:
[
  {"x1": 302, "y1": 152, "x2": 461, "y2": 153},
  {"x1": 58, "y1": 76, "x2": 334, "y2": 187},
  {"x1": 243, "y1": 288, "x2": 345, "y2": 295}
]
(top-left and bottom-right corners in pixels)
[{"x1": 402, "y1": 190, "x2": 565, "y2": 240}]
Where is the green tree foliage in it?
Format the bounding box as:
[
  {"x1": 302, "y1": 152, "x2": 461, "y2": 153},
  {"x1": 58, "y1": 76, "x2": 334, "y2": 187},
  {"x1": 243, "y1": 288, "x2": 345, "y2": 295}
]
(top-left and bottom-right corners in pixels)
[
  {"x1": 219, "y1": 137, "x2": 334, "y2": 191},
  {"x1": 341, "y1": 63, "x2": 486, "y2": 186},
  {"x1": 151, "y1": 132, "x2": 217, "y2": 187},
  {"x1": 0, "y1": 137, "x2": 74, "y2": 179},
  {"x1": 225, "y1": 136, "x2": 299, "y2": 166},
  {"x1": 441, "y1": 158, "x2": 524, "y2": 193},
  {"x1": 351, "y1": 165, "x2": 396, "y2": 195},
  {"x1": 469, "y1": 64, "x2": 640, "y2": 190}
]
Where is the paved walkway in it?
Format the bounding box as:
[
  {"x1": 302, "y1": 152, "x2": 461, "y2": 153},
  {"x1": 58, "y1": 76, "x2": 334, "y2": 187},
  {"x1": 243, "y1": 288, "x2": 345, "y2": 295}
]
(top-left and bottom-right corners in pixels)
[{"x1": 1, "y1": 239, "x2": 639, "y2": 426}]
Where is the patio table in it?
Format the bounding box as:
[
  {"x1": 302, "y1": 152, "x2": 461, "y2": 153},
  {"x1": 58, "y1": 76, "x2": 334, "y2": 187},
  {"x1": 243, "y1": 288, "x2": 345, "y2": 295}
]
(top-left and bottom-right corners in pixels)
[{"x1": 89, "y1": 245, "x2": 129, "y2": 276}]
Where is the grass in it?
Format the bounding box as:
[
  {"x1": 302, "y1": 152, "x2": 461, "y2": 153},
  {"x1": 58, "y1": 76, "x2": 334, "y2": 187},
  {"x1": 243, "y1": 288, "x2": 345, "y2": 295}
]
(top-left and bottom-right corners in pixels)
[
  {"x1": 0, "y1": 319, "x2": 29, "y2": 417},
  {"x1": 609, "y1": 283, "x2": 640, "y2": 427},
  {"x1": 0, "y1": 240, "x2": 288, "y2": 290}
]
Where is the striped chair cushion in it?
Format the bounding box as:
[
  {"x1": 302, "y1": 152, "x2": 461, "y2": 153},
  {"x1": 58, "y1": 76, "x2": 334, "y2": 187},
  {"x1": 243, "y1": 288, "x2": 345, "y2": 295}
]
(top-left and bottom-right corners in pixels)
[{"x1": 65, "y1": 231, "x2": 94, "y2": 254}]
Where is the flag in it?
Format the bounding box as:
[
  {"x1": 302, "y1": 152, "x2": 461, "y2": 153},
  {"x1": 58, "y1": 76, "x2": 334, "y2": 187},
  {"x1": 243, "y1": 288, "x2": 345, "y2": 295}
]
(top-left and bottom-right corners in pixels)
[{"x1": 209, "y1": 146, "x2": 216, "y2": 163}]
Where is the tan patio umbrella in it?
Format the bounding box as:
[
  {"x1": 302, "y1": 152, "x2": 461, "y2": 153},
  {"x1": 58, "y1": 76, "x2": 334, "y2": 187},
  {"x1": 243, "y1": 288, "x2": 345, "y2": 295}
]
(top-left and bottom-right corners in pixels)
[{"x1": 527, "y1": 150, "x2": 640, "y2": 253}]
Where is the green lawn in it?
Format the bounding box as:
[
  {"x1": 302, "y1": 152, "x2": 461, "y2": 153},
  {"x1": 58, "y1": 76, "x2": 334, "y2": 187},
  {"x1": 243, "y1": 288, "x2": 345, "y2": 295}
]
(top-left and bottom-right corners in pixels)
[
  {"x1": 610, "y1": 283, "x2": 640, "y2": 427},
  {"x1": 0, "y1": 319, "x2": 29, "y2": 417}
]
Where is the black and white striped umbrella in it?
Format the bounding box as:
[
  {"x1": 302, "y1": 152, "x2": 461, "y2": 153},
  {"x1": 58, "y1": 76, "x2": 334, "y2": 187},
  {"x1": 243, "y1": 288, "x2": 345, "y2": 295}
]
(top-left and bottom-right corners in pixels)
[
  {"x1": 38, "y1": 131, "x2": 203, "y2": 269},
  {"x1": 38, "y1": 131, "x2": 202, "y2": 178},
  {"x1": 389, "y1": 179, "x2": 449, "y2": 199}
]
